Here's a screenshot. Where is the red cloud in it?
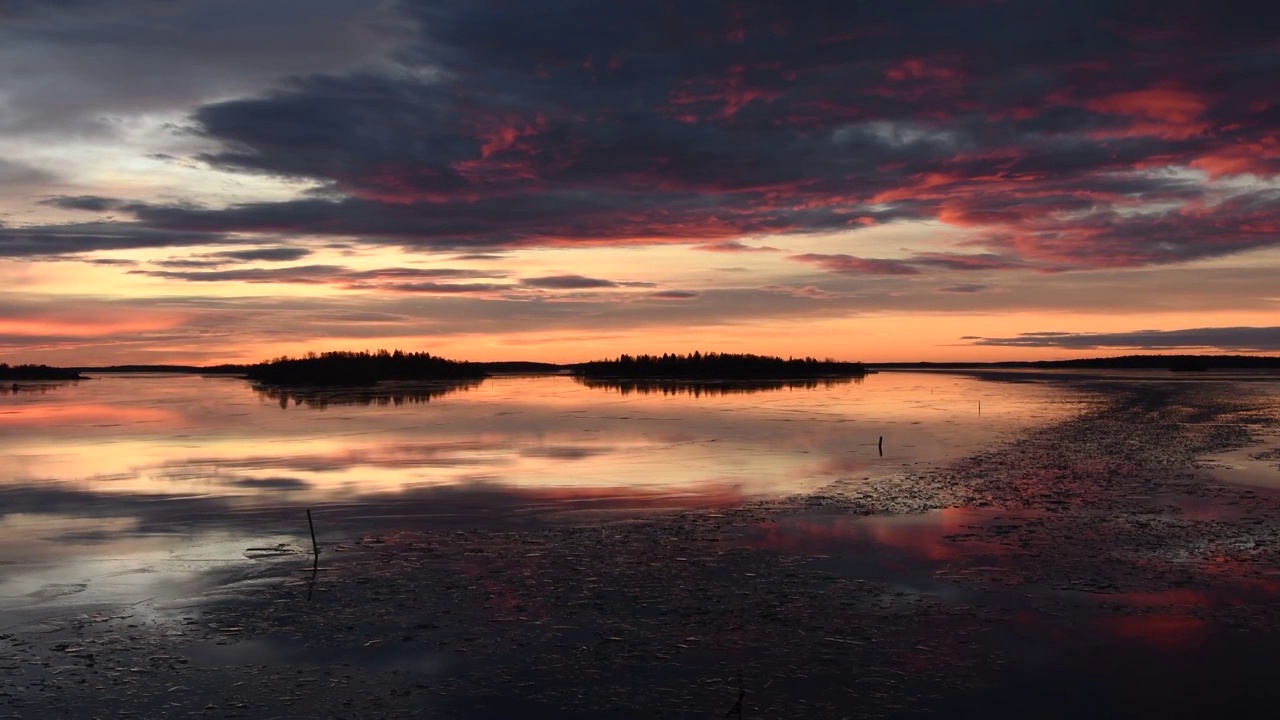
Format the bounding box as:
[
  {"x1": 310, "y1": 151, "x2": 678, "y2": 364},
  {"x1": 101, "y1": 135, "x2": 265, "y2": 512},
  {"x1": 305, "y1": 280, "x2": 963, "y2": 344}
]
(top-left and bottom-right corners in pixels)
[{"x1": 1086, "y1": 87, "x2": 1209, "y2": 139}]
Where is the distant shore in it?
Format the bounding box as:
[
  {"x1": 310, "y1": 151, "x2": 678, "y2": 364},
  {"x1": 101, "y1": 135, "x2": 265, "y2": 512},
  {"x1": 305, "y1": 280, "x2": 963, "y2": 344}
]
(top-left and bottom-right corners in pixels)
[{"x1": 0, "y1": 364, "x2": 85, "y2": 381}]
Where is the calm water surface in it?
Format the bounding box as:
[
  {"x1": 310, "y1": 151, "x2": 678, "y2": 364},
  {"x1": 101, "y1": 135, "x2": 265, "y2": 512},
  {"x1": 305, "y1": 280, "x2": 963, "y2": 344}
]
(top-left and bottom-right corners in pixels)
[{"x1": 1, "y1": 372, "x2": 1084, "y2": 622}]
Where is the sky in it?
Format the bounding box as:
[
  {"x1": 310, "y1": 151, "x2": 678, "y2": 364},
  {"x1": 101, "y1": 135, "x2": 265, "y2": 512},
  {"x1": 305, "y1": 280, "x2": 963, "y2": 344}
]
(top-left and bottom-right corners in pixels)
[{"x1": 1, "y1": 0, "x2": 1278, "y2": 366}]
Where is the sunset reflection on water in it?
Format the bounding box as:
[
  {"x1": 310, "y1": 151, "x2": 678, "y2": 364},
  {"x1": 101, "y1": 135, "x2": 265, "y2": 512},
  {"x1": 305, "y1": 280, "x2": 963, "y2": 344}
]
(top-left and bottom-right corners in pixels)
[{"x1": 0, "y1": 371, "x2": 1084, "y2": 618}]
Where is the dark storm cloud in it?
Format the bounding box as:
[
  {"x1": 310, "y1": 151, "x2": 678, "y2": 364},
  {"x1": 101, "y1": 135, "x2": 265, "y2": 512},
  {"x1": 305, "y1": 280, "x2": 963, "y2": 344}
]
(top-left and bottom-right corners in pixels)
[
  {"x1": 11, "y1": 0, "x2": 1280, "y2": 270},
  {"x1": 970, "y1": 326, "x2": 1280, "y2": 352}
]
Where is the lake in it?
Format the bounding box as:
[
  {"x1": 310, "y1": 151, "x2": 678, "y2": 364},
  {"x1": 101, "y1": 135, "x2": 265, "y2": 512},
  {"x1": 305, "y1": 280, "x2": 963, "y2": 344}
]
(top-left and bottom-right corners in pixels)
[{"x1": 1, "y1": 371, "x2": 1086, "y2": 623}]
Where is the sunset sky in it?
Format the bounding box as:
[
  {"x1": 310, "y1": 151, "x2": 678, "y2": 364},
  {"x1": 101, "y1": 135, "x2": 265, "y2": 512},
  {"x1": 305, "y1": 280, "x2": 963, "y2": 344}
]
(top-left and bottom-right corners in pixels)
[{"x1": 2, "y1": 0, "x2": 1278, "y2": 365}]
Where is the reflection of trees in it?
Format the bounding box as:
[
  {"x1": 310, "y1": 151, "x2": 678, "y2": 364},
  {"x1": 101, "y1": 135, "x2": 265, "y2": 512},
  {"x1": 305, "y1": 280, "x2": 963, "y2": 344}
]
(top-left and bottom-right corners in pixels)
[
  {"x1": 575, "y1": 377, "x2": 860, "y2": 397},
  {"x1": 256, "y1": 380, "x2": 484, "y2": 409}
]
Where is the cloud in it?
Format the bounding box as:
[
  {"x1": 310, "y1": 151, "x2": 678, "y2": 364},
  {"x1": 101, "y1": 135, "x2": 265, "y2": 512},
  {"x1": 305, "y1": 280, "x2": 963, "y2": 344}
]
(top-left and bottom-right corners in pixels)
[
  {"x1": 126, "y1": 263, "x2": 661, "y2": 296},
  {"x1": 0, "y1": 0, "x2": 1251, "y2": 271},
  {"x1": 0, "y1": 0, "x2": 413, "y2": 138},
  {"x1": 38, "y1": 195, "x2": 125, "y2": 212},
  {"x1": 130, "y1": 264, "x2": 506, "y2": 287},
  {"x1": 1, "y1": 0, "x2": 1278, "y2": 275},
  {"x1": 211, "y1": 247, "x2": 313, "y2": 263},
  {"x1": 0, "y1": 221, "x2": 227, "y2": 258},
  {"x1": 520, "y1": 275, "x2": 620, "y2": 289},
  {"x1": 84, "y1": 258, "x2": 138, "y2": 266},
  {"x1": 229, "y1": 476, "x2": 311, "y2": 490},
  {"x1": 762, "y1": 285, "x2": 852, "y2": 300},
  {"x1": 133, "y1": 264, "x2": 345, "y2": 284},
  {"x1": 450, "y1": 253, "x2": 508, "y2": 261},
  {"x1": 3, "y1": 0, "x2": 1280, "y2": 376},
  {"x1": 0, "y1": 158, "x2": 57, "y2": 188},
  {"x1": 149, "y1": 246, "x2": 313, "y2": 268},
  {"x1": 969, "y1": 326, "x2": 1280, "y2": 352},
  {"x1": 910, "y1": 253, "x2": 1026, "y2": 272},
  {"x1": 378, "y1": 282, "x2": 509, "y2": 294},
  {"x1": 789, "y1": 253, "x2": 921, "y2": 276},
  {"x1": 691, "y1": 241, "x2": 781, "y2": 253}
]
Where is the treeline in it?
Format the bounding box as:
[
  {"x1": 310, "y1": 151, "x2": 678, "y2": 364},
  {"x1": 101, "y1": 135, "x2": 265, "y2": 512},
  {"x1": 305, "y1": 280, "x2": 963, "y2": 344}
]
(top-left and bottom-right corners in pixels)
[
  {"x1": 0, "y1": 363, "x2": 85, "y2": 381},
  {"x1": 573, "y1": 352, "x2": 866, "y2": 380},
  {"x1": 245, "y1": 350, "x2": 488, "y2": 386}
]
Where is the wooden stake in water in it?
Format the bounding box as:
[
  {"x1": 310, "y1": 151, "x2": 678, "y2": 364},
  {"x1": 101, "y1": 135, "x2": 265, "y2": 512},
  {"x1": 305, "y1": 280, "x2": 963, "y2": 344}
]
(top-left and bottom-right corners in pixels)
[
  {"x1": 878, "y1": 436, "x2": 883, "y2": 456},
  {"x1": 307, "y1": 509, "x2": 319, "y2": 572}
]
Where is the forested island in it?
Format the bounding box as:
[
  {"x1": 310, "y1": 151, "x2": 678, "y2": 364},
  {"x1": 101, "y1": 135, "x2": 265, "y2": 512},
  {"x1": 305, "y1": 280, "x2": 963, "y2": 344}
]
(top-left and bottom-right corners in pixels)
[
  {"x1": 245, "y1": 350, "x2": 488, "y2": 386},
  {"x1": 572, "y1": 352, "x2": 868, "y2": 380},
  {"x1": 0, "y1": 363, "x2": 85, "y2": 381}
]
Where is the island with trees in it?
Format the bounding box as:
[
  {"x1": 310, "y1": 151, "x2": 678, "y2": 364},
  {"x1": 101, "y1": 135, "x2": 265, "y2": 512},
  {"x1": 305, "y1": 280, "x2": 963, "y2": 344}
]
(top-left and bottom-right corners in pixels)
[
  {"x1": 571, "y1": 352, "x2": 868, "y2": 380},
  {"x1": 0, "y1": 363, "x2": 86, "y2": 381},
  {"x1": 244, "y1": 350, "x2": 488, "y2": 387}
]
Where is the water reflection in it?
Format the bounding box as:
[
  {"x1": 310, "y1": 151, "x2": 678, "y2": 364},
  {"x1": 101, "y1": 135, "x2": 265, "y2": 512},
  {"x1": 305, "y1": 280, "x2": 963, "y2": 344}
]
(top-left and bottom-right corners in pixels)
[
  {"x1": 0, "y1": 372, "x2": 1088, "y2": 618},
  {"x1": 575, "y1": 376, "x2": 859, "y2": 396},
  {"x1": 256, "y1": 380, "x2": 484, "y2": 409}
]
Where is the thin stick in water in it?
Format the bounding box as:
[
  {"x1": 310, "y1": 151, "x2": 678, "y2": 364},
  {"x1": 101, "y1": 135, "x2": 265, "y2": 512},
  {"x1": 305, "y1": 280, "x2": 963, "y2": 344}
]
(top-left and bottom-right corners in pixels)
[{"x1": 307, "y1": 508, "x2": 319, "y2": 572}]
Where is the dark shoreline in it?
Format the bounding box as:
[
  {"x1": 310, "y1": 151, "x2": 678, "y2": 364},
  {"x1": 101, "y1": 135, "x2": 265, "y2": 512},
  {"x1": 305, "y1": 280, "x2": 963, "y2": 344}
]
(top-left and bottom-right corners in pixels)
[{"x1": 4, "y1": 378, "x2": 1280, "y2": 718}]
